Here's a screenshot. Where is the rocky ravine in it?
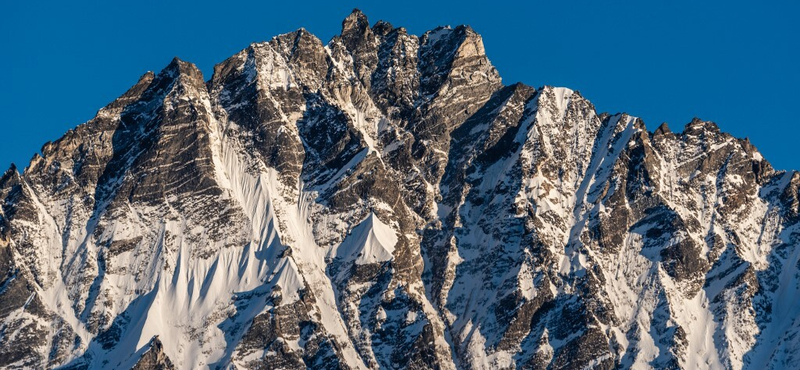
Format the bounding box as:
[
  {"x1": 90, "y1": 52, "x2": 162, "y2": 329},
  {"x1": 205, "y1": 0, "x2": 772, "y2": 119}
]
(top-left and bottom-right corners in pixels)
[{"x1": 1, "y1": 9, "x2": 799, "y2": 370}]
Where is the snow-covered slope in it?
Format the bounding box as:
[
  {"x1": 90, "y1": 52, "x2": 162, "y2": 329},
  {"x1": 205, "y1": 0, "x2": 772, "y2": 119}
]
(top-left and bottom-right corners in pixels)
[{"x1": 0, "y1": 9, "x2": 798, "y2": 370}]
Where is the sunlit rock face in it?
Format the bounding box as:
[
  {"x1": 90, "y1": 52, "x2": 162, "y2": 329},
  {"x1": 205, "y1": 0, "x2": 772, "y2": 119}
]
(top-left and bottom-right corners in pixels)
[{"x1": 1, "y1": 9, "x2": 798, "y2": 370}]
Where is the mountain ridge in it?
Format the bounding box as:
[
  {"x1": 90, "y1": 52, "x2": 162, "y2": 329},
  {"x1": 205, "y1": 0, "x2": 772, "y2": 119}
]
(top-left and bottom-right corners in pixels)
[{"x1": 1, "y1": 8, "x2": 798, "y2": 370}]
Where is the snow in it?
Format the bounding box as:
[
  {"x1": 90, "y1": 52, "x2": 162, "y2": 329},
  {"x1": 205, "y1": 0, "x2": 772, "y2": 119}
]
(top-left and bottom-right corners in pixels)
[
  {"x1": 243, "y1": 43, "x2": 297, "y2": 91},
  {"x1": 517, "y1": 260, "x2": 536, "y2": 300},
  {"x1": 425, "y1": 26, "x2": 453, "y2": 45},
  {"x1": 331, "y1": 212, "x2": 397, "y2": 265},
  {"x1": 5, "y1": 15, "x2": 800, "y2": 370}
]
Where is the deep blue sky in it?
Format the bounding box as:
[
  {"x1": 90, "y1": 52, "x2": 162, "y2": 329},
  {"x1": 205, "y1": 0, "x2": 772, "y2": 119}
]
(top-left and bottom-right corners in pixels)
[{"x1": 2, "y1": 1, "x2": 797, "y2": 171}]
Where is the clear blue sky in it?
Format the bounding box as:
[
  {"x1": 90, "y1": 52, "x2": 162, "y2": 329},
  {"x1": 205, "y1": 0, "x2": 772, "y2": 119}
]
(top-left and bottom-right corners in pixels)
[{"x1": 2, "y1": 0, "x2": 797, "y2": 171}]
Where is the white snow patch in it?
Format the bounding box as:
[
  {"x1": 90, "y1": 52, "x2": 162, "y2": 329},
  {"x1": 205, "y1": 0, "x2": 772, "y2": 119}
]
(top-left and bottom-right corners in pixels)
[{"x1": 331, "y1": 213, "x2": 398, "y2": 265}]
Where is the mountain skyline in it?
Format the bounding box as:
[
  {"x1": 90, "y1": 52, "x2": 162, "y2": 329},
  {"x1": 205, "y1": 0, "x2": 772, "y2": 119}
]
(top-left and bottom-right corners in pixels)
[
  {"x1": 2, "y1": 2, "x2": 798, "y2": 173},
  {"x1": 1, "y1": 7, "x2": 799, "y2": 370}
]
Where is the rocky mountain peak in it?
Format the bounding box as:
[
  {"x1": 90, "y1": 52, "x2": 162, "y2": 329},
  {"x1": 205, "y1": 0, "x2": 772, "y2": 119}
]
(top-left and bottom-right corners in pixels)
[
  {"x1": 162, "y1": 56, "x2": 202, "y2": 78},
  {"x1": 1, "y1": 163, "x2": 18, "y2": 179},
  {"x1": 371, "y1": 20, "x2": 394, "y2": 37},
  {"x1": 341, "y1": 8, "x2": 371, "y2": 42},
  {"x1": 152, "y1": 57, "x2": 207, "y2": 97},
  {"x1": 653, "y1": 121, "x2": 673, "y2": 137},
  {"x1": 682, "y1": 116, "x2": 722, "y2": 135},
  {"x1": 0, "y1": 10, "x2": 798, "y2": 370}
]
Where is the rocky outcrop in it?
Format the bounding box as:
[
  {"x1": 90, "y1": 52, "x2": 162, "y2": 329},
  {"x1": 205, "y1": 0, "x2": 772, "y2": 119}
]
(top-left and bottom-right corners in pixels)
[{"x1": 131, "y1": 337, "x2": 175, "y2": 370}]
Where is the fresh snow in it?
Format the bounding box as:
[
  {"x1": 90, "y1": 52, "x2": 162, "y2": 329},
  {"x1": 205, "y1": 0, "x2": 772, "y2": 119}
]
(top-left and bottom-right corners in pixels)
[{"x1": 331, "y1": 212, "x2": 398, "y2": 265}]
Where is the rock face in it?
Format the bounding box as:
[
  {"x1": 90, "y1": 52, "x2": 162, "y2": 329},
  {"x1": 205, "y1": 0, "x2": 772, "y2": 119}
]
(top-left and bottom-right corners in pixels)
[
  {"x1": 130, "y1": 337, "x2": 175, "y2": 370},
  {"x1": 1, "y1": 9, "x2": 798, "y2": 370}
]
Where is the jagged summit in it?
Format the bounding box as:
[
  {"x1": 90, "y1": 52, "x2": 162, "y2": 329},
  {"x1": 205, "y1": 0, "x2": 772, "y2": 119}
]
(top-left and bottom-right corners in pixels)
[
  {"x1": 156, "y1": 56, "x2": 205, "y2": 86},
  {"x1": 3, "y1": 162, "x2": 17, "y2": 176},
  {"x1": 342, "y1": 8, "x2": 370, "y2": 34},
  {"x1": 0, "y1": 10, "x2": 798, "y2": 370},
  {"x1": 164, "y1": 56, "x2": 197, "y2": 72}
]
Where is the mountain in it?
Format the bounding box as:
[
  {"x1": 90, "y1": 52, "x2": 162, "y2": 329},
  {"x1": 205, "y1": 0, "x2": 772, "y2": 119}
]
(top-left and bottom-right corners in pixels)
[{"x1": 1, "y1": 9, "x2": 798, "y2": 370}]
